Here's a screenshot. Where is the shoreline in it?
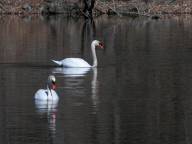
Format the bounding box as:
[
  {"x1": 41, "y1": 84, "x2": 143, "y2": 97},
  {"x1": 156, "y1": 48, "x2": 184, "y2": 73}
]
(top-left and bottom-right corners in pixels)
[{"x1": 0, "y1": 0, "x2": 191, "y2": 19}]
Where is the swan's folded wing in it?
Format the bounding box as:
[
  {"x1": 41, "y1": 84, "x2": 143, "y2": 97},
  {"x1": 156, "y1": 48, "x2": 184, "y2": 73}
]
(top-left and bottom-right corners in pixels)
[{"x1": 62, "y1": 58, "x2": 91, "y2": 67}]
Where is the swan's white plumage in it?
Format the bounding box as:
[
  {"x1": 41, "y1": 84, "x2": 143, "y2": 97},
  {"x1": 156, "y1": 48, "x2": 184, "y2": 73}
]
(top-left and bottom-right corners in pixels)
[
  {"x1": 34, "y1": 89, "x2": 59, "y2": 101},
  {"x1": 53, "y1": 58, "x2": 91, "y2": 68}
]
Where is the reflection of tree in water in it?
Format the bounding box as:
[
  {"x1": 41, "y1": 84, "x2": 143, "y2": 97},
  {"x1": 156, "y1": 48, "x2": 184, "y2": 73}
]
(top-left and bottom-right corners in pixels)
[
  {"x1": 81, "y1": 19, "x2": 96, "y2": 56},
  {"x1": 80, "y1": 19, "x2": 99, "y2": 110}
]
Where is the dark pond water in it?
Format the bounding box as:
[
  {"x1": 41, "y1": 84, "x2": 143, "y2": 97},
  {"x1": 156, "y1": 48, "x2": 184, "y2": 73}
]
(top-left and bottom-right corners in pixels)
[{"x1": 0, "y1": 15, "x2": 192, "y2": 144}]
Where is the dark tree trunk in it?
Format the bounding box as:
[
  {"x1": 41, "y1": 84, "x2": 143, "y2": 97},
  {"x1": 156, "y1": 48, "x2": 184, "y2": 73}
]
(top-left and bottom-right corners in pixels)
[{"x1": 83, "y1": 0, "x2": 95, "y2": 19}]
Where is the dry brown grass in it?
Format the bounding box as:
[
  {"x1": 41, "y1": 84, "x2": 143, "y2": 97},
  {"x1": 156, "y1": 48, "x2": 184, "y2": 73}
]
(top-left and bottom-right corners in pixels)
[
  {"x1": 148, "y1": 0, "x2": 192, "y2": 14},
  {"x1": 0, "y1": 0, "x2": 192, "y2": 16}
]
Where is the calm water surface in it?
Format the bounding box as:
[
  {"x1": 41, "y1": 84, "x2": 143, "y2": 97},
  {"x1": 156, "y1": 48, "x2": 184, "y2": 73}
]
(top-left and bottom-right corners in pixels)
[{"x1": 0, "y1": 15, "x2": 192, "y2": 144}]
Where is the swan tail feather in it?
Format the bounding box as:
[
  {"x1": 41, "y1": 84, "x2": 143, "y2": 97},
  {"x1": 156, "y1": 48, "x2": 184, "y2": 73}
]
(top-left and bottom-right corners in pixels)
[{"x1": 52, "y1": 60, "x2": 62, "y2": 66}]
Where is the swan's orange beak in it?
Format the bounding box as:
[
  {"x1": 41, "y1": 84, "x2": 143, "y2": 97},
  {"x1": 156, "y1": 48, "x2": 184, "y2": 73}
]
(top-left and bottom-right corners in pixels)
[
  {"x1": 99, "y1": 42, "x2": 104, "y2": 49},
  {"x1": 52, "y1": 82, "x2": 56, "y2": 90}
]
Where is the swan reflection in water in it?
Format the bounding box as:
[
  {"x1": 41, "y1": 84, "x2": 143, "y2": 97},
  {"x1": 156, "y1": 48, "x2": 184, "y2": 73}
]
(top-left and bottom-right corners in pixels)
[
  {"x1": 91, "y1": 68, "x2": 98, "y2": 109},
  {"x1": 35, "y1": 99, "x2": 58, "y2": 136},
  {"x1": 52, "y1": 67, "x2": 91, "y2": 77},
  {"x1": 52, "y1": 67, "x2": 98, "y2": 109}
]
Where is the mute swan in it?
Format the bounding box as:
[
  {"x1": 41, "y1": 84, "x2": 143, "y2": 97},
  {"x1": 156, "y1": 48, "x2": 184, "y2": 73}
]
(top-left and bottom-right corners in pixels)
[
  {"x1": 34, "y1": 75, "x2": 59, "y2": 101},
  {"x1": 52, "y1": 40, "x2": 104, "y2": 67}
]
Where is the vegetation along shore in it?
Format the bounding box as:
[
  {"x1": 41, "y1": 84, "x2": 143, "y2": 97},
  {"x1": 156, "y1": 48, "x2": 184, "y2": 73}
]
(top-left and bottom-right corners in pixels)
[{"x1": 0, "y1": 0, "x2": 191, "y2": 19}]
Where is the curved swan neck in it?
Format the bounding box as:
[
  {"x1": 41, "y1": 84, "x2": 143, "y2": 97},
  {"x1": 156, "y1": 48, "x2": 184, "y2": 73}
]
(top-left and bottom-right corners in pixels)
[
  {"x1": 47, "y1": 85, "x2": 52, "y2": 97},
  {"x1": 91, "y1": 42, "x2": 97, "y2": 67}
]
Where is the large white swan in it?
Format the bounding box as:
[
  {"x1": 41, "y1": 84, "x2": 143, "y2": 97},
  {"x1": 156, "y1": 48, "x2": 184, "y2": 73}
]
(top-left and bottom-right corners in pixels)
[
  {"x1": 52, "y1": 40, "x2": 104, "y2": 67},
  {"x1": 34, "y1": 75, "x2": 59, "y2": 101}
]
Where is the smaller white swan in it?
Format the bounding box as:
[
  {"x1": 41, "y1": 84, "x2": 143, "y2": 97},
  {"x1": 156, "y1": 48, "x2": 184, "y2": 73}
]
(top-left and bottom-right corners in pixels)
[
  {"x1": 52, "y1": 40, "x2": 104, "y2": 68},
  {"x1": 34, "y1": 75, "x2": 59, "y2": 101}
]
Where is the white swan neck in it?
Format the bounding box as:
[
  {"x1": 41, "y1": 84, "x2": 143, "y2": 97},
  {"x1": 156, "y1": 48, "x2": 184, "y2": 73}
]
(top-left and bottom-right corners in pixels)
[
  {"x1": 91, "y1": 43, "x2": 97, "y2": 67},
  {"x1": 47, "y1": 85, "x2": 52, "y2": 97}
]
